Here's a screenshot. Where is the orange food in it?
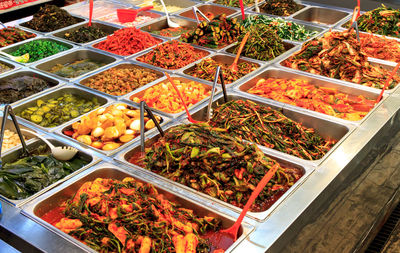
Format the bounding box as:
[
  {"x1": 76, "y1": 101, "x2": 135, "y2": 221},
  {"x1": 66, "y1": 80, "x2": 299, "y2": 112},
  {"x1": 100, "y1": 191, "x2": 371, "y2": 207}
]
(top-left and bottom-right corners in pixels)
[
  {"x1": 248, "y1": 78, "x2": 376, "y2": 121},
  {"x1": 360, "y1": 33, "x2": 400, "y2": 62},
  {"x1": 131, "y1": 80, "x2": 211, "y2": 114}
]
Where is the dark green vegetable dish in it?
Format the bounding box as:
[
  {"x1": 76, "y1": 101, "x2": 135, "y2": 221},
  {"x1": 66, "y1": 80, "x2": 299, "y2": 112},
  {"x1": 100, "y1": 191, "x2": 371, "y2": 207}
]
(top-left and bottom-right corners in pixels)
[
  {"x1": 49, "y1": 59, "x2": 107, "y2": 78},
  {"x1": 63, "y1": 26, "x2": 108, "y2": 43},
  {"x1": 10, "y1": 40, "x2": 69, "y2": 63},
  {"x1": 0, "y1": 145, "x2": 88, "y2": 200}
]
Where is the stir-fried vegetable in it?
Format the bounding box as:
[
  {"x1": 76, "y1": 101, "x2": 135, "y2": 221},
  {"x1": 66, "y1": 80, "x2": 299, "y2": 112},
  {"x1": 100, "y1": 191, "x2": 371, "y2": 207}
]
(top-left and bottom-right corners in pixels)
[
  {"x1": 130, "y1": 124, "x2": 303, "y2": 212},
  {"x1": 281, "y1": 30, "x2": 400, "y2": 89},
  {"x1": 41, "y1": 177, "x2": 223, "y2": 252},
  {"x1": 209, "y1": 100, "x2": 336, "y2": 160}
]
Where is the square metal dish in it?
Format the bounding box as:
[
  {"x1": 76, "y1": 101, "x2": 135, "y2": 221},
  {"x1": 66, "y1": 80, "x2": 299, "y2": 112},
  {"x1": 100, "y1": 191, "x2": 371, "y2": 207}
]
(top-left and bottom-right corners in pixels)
[
  {"x1": 22, "y1": 163, "x2": 253, "y2": 252},
  {"x1": 0, "y1": 26, "x2": 38, "y2": 51},
  {"x1": 18, "y1": 15, "x2": 86, "y2": 35},
  {"x1": 236, "y1": 67, "x2": 382, "y2": 124},
  {"x1": 50, "y1": 21, "x2": 121, "y2": 47},
  {"x1": 12, "y1": 85, "x2": 111, "y2": 133},
  {"x1": 0, "y1": 58, "x2": 19, "y2": 77},
  {"x1": 178, "y1": 4, "x2": 238, "y2": 20},
  {"x1": 55, "y1": 101, "x2": 169, "y2": 157},
  {"x1": 137, "y1": 0, "x2": 198, "y2": 14},
  {"x1": 0, "y1": 117, "x2": 38, "y2": 155},
  {"x1": 32, "y1": 49, "x2": 119, "y2": 82},
  {"x1": 0, "y1": 138, "x2": 97, "y2": 207},
  {"x1": 116, "y1": 123, "x2": 312, "y2": 221},
  {"x1": 0, "y1": 38, "x2": 75, "y2": 66},
  {"x1": 181, "y1": 54, "x2": 262, "y2": 88},
  {"x1": 96, "y1": 10, "x2": 162, "y2": 28},
  {"x1": 139, "y1": 17, "x2": 198, "y2": 39},
  {"x1": 291, "y1": 6, "x2": 350, "y2": 26},
  {"x1": 77, "y1": 62, "x2": 164, "y2": 100},
  {"x1": 251, "y1": 2, "x2": 306, "y2": 17},
  {"x1": 123, "y1": 75, "x2": 216, "y2": 118}
]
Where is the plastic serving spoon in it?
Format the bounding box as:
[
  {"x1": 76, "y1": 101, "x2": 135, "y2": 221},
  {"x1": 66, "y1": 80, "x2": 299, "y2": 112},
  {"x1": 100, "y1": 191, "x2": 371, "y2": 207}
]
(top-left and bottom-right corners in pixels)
[
  {"x1": 229, "y1": 31, "x2": 251, "y2": 72},
  {"x1": 21, "y1": 129, "x2": 78, "y2": 161},
  {"x1": 117, "y1": 6, "x2": 154, "y2": 23},
  {"x1": 164, "y1": 72, "x2": 201, "y2": 124},
  {"x1": 159, "y1": 0, "x2": 180, "y2": 28},
  {"x1": 0, "y1": 51, "x2": 29, "y2": 63},
  {"x1": 219, "y1": 164, "x2": 280, "y2": 241},
  {"x1": 89, "y1": 0, "x2": 93, "y2": 26}
]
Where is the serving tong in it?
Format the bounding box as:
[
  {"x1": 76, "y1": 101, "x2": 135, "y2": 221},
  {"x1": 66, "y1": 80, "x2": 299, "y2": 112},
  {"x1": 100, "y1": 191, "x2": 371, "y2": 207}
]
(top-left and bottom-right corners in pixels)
[
  {"x1": 140, "y1": 101, "x2": 164, "y2": 152},
  {"x1": 0, "y1": 105, "x2": 29, "y2": 168},
  {"x1": 192, "y1": 6, "x2": 210, "y2": 24}
]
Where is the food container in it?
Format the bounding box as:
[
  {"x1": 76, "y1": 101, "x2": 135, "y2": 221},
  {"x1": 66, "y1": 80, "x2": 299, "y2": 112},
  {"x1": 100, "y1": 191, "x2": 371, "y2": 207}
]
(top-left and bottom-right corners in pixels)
[
  {"x1": 181, "y1": 54, "x2": 262, "y2": 88},
  {"x1": 236, "y1": 67, "x2": 383, "y2": 124},
  {"x1": 0, "y1": 38, "x2": 74, "y2": 66},
  {"x1": 291, "y1": 6, "x2": 350, "y2": 27},
  {"x1": 22, "y1": 163, "x2": 253, "y2": 252},
  {"x1": 212, "y1": 0, "x2": 256, "y2": 9},
  {"x1": 116, "y1": 124, "x2": 311, "y2": 221},
  {"x1": 18, "y1": 15, "x2": 86, "y2": 36},
  {"x1": 12, "y1": 86, "x2": 111, "y2": 133},
  {"x1": 133, "y1": 40, "x2": 211, "y2": 73},
  {"x1": 0, "y1": 117, "x2": 37, "y2": 155},
  {"x1": 55, "y1": 102, "x2": 169, "y2": 156},
  {"x1": 0, "y1": 137, "x2": 97, "y2": 207},
  {"x1": 178, "y1": 4, "x2": 238, "y2": 20},
  {"x1": 50, "y1": 21, "x2": 120, "y2": 47},
  {"x1": 188, "y1": 91, "x2": 353, "y2": 165},
  {"x1": 0, "y1": 69, "x2": 62, "y2": 108},
  {"x1": 137, "y1": 0, "x2": 198, "y2": 14},
  {"x1": 76, "y1": 61, "x2": 164, "y2": 100},
  {"x1": 0, "y1": 27, "x2": 38, "y2": 51},
  {"x1": 0, "y1": 58, "x2": 19, "y2": 77},
  {"x1": 250, "y1": 1, "x2": 306, "y2": 18},
  {"x1": 32, "y1": 49, "x2": 119, "y2": 82},
  {"x1": 139, "y1": 17, "x2": 198, "y2": 39},
  {"x1": 123, "y1": 75, "x2": 216, "y2": 118},
  {"x1": 63, "y1": 0, "x2": 130, "y2": 19},
  {"x1": 97, "y1": 9, "x2": 161, "y2": 28}
]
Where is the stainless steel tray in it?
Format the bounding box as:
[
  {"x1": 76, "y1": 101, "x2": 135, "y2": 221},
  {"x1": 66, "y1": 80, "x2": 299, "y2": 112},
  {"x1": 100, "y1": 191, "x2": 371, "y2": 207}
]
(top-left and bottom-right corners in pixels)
[
  {"x1": 122, "y1": 74, "x2": 217, "y2": 118},
  {"x1": 12, "y1": 85, "x2": 112, "y2": 133},
  {"x1": 32, "y1": 49, "x2": 119, "y2": 82},
  {"x1": 0, "y1": 58, "x2": 20, "y2": 77},
  {"x1": 76, "y1": 61, "x2": 165, "y2": 100},
  {"x1": 250, "y1": 1, "x2": 307, "y2": 18},
  {"x1": 141, "y1": 0, "x2": 199, "y2": 15},
  {"x1": 0, "y1": 26, "x2": 39, "y2": 52},
  {"x1": 0, "y1": 38, "x2": 75, "y2": 66},
  {"x1": 22, "y1": 162, "x2": 253, "y2": 253},
  {"x1": 235, "y1": 66, "x2": 383, "y2": 124},
  {"x1": 115, "y1": 123, "x2": 312, "y2": 221},
  {"x1": 0, "y1": 137, "x2": 98, "y2": 207},
  {"x1": 178, "y1": 4, "x2": 238, "y2": 20},
  {"x1": 185, "y1": 91, "x2": 353, "y2": 166},
  {"x1": 180, "y1": 53, "x2": 262, "y2": 88},
  {"x1": 50, "y1": 21, "x2": 121, "y2": 47},
  {"x1": 291, "y1": 6, "x2": 350, "y2": 27},
  {"x1": 139, "y1": 16, "x2": 198, "y2": 39},
  {"x1": 97, "y1": 9, "x2": 162, "y2": 28},
  {"x1": 54, "y1": 101, "x2": 170, "y2": 157}
]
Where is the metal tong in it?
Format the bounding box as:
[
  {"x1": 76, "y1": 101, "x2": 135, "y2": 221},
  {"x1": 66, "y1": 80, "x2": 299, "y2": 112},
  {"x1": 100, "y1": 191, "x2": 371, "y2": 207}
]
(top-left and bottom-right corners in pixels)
[
  {"x1": 140, "y1": 101, "x2": 164, "y2": 152},
  {"x1": 0, "y1": 105, "x2": 29, "y2": 168},
  {"x1": 206, "y1": 66, "x2": 228, "y2": 121},
  {"x1": 192, "y1": 6, "x2": 210, "y2": 24}
]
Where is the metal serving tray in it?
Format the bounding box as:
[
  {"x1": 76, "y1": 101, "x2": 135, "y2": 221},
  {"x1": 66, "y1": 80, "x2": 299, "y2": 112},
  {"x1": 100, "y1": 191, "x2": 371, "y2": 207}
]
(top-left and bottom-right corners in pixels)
[
  {"x1": 18, "y1": 15, "x2": 86, "y2": 36},
  {"x1": 116, "y1": 123, "x2": 312, "y2": 221},
  {"x1": 22, "y1": 163, "x2": 253, "y2": 253},
  {"x1": 140, "y1": 0, "x2": 198, "y2": 14},
  {"x1": 76, "y1": 62, "x2": 164, "y2": 100},
  {"x1": 50, "y1": 21, "x2": 120, "y2": 47},
  {"x1": 0, "y1": 116, "x2": 37, "y2": 155},
  {"x1": 251, "y1": 1, "x2": 307, "y2": 18},
  {"x1": 178, "y1": 4, "x2": 238, "y2": 20},
  {"x1": 32, "y1": 49, "x2": 119, "y2": 82},
  {"x1": 0, "y1": 38, "x2": 75, "y2": 66},
  {"x1": 0, "y1": 69, "x2": 63, "y2": 108},
  {"x1": 0, "y1": 137, "x2": 97, "y2": 207},
  {"x1": 0, "y1": 58, "x2": 19, "y2": 77},
  {"x1": 12, "y1": 86, "x2": 111, "y2": 133},
  {"x1": 63, "y1": 0, "x2": 130, "y2": 19},
  {"x1": 97, "y1": 10, "x2": 162, "y2": 28},
  {"x1": 134, "y1": 40, "x2": 211, "y2": 73},
  {"x1": 139, "y1": 16, "x2": 197, "y2": 39},
  {"x1": 224, "y1": 41, "x2": 299, "y2": 65},
  {"x1": 236, "y1": 67, "x2": 383, "y2": 124},
  {"x1": 0, "y1": 27, "x2": 38, "y2": 51},
  {"x1": 211, "y1": 0, "x2": 256, "y2": 10},
  {"x1": 55, "y1": 101, "x2": 169, "y2": 157},
  {"x1": 291, "y1": 6, "x2": 350, "y2": 27},
  {"x1": 123, "y1": 75, "x2": 216, "y2": 118},
  {"x1": 181, "y1": 54, "x2": 262, "y2": 88},
  {"x1": 187, "y1": 91, "x2": 352, "y2": 166}
]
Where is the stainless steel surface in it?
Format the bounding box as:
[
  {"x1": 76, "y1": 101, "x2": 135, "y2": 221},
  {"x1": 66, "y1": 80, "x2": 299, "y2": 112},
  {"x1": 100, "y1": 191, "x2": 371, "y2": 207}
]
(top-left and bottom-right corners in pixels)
[
  {"x1": 54, "y1": 102, "x2": 169, "y2": 157},
  {"x1": 139, "y1": 16, "x2": 197, "y2": 39},
  {"x1": 32, "y1": 49, "x2": 119, "y2": 82},
  {"x1": 22, "y1": 162, "x2": 253, "y2": 252},
  {"x1": 0, "y1": 137, "x2": 97, "y2": 207},
  {"x1": 291, "y1": 6, "x2": 350, "y2": 26},
  {"x1": 0, "y1": 38, "x2": 75, "y2": 66},
  {"x1": 77, "y1": 61, "x2": 164, "y2": 100},
  {"x1": 12, "y1": 85, "x2": 111, "y2": 133},
  {"x1": 50, "y1": 21, "x2": 120, "y2": 47},
  {"x1": 123, "y1": 75, "x2": 216, "y2": 118},
  {"x1": 115, "y1": 123, "x2": 311, "y2": 221},
  {"x1": 178, "y1": 4, "x2": 238, "y2": 20},
  {"x1": 181, "y1": 54, "x2": 262, "y2": 88}
]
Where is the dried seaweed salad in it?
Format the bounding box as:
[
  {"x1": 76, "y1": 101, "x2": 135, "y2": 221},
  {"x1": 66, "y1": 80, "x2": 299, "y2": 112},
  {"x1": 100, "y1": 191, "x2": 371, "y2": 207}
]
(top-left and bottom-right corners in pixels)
[
  {"x1": 132, "y1": 123, "x2": 303, "y2": 212},
  {"x1": 23, "y1": 5, "x2": 80, "y2": 32},
  {"x1": 209, "y1": 100, "x2": 336, "y2": 160}
]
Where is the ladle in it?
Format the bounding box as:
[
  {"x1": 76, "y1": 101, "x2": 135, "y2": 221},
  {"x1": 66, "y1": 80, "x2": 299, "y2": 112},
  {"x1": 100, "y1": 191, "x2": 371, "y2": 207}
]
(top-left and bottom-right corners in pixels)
[
  {"x1": 116, "y1": 6, "x2": 153, "y2": 23},
  {"x1": 159, "y1": 0, "x2": 180, "y2": 28}
]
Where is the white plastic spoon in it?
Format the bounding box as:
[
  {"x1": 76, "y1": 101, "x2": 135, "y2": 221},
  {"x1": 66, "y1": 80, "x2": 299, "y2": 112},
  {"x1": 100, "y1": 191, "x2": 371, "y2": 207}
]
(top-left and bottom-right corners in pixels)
[{"x1": 159, "y1": 0, "x2": 180, "y2": 28}]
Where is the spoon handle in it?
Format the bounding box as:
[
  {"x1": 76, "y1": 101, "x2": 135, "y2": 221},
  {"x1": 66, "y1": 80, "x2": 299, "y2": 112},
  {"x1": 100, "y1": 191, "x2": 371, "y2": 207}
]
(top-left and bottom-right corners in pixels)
[
  {"x1": 20, "y1": 129, "x2": 56, "y2": 151},
  {"x1": 206, "y1": 66, "x2": 221, "y2": 121},
  {"x1": 192, "y1": 6, "x2": 210, "y2": 23}
]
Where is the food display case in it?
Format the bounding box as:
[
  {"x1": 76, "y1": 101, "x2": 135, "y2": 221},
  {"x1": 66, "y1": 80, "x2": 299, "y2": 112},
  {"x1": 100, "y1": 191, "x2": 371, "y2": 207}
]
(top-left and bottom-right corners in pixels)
[{"x1": 1, "y1": 0, "x2": 400, "y2": 252}]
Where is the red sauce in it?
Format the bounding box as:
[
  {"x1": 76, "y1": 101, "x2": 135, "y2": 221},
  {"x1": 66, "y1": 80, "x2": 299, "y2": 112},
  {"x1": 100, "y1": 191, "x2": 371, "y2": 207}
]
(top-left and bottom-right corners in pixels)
[
  {"x1": 128, "y1": 151, "x2": 146, "y2": 167},
  {"x1": 40, "y1": 206, "x2": 65, "y2": 225},
  {"x1": 202, "y1": 231, "x2": 235, "y2": 252}
]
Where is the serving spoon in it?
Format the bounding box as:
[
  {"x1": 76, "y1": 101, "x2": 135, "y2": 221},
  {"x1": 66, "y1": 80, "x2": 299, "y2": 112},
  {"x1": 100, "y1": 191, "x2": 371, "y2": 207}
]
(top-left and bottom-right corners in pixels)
[
  {"x1": 21, "y1": 129, "x2": 78, "y2": 161},
  {"x1": 229, "y1": 31, "x2": 251, "y2": 72},
  {"x1": 159, "y1": 0, "x2": 180, "y2": 28}
]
